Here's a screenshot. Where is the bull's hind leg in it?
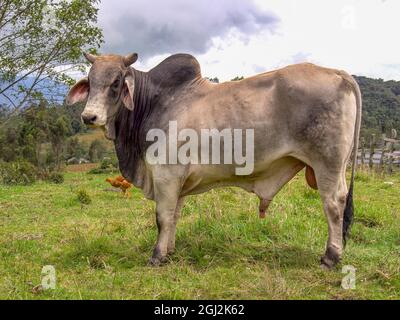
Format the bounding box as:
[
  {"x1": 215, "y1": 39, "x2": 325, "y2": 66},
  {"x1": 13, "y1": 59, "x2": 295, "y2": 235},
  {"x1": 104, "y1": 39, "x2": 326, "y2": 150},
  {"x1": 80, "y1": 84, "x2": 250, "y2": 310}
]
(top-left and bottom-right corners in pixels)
[{"x1": 314, "y1": 165, "x2": 348, "y2": 269}]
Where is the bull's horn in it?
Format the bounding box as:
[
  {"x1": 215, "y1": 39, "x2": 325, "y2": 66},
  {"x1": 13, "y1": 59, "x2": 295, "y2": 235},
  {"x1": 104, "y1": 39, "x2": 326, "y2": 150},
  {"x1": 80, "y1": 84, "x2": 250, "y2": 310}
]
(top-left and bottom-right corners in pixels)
[
  {"x1": 123, "y1": 53, "x2": 138, "y2": 67},
  {"x1": 83, "y1": 52, "x2": 98, "y2": 64}
]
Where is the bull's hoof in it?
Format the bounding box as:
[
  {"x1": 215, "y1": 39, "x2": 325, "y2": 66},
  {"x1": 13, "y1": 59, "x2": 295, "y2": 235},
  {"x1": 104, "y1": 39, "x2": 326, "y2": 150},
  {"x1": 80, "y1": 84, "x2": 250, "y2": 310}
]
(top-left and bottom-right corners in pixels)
[
  {"x1": 149, "y1": 255, "x2": 167, "y2": 266},
  {"x1": 320, "y1": 263, "x2": 329, "y2": 270},
  {"x1": 149, "y1": 248, "x2": 168, "y2": 266},
  {"x1": 320, "y1": 247, "x2": 341, "y2": 270},
  {"x1": 320, "y1": 257, "x2": 338, "y2": 270}
]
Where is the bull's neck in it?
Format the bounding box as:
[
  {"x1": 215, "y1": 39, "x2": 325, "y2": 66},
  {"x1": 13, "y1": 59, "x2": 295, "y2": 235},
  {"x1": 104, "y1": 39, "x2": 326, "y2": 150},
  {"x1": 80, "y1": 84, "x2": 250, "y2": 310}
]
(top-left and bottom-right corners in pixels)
[
  {"x1": 132, "y1": 68, "x2": 154, "y2": 112},
  {"x1": 114, "y1": 69, "x2": 158, "y2": 187}
]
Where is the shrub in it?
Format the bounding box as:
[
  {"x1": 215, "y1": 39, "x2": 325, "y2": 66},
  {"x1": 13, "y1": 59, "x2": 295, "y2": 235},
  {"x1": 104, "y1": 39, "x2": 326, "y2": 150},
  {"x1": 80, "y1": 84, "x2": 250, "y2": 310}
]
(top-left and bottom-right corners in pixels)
[
  {"x1": 87, "y1": 167, "x2": 105, "y2": 174},
  {"x1": 0, "y1": 160, "x2": 38, "y2": 185},
  {"x1": 48, "y1": 172, "x2": 64, "y2": 184},
  {"x1": 88, "y1": 156, "x2": 119, "y2": 174},
  {"x1": 76, "y1": 189, "x2": 91, "y2": 205},
  {"x1": 100, "y1": 157, "x2": 118, "y2": 170}
]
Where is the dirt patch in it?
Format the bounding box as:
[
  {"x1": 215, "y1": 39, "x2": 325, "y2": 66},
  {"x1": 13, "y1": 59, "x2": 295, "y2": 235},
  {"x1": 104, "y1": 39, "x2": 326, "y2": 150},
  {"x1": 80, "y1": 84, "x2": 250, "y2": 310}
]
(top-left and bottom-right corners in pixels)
[{"x1": 65, "y1": 163, "x2": 98, "y2": 173}]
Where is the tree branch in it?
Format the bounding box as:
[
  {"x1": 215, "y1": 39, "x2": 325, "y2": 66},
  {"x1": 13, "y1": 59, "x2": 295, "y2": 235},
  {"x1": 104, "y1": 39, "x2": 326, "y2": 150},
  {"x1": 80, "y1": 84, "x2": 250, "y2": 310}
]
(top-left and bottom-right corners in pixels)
[
  {"x1": 0, "y1": 92, "x2": 17, "y2": 109},
  {"x1": 0, "y1": 2, "x2": 35, "y2": 30}
]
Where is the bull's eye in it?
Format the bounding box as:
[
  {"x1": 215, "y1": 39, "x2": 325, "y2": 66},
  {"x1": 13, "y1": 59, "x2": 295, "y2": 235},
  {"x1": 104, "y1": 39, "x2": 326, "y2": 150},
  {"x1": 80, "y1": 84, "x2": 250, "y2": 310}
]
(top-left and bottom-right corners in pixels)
[{"x1": 111, "y1": 78, "x2": 120, "y2": 90}]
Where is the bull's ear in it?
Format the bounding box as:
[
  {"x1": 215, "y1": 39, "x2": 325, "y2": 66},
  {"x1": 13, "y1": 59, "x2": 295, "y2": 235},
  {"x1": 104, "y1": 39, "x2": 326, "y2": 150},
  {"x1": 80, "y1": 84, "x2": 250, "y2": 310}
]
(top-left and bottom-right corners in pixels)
[
  {"x1": 123, "y1": 53, "x2": 138, "y2": 67},
  {"x1": 83, "y1": 52, "x2": 97, "y2": 64},
  {"x1": 122, "y1": 74, "x2": 134, "y2": 111},
  {"x1": 66, "y1": 78, "x2": 89, "y2": 105}
]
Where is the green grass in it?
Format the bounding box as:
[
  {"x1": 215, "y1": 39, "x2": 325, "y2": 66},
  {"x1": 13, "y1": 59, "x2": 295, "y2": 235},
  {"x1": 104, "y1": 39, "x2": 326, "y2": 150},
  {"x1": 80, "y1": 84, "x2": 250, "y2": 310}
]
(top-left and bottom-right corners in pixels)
[{"x1": 0, "y1": 170, "x2": 399, "y2": 299}]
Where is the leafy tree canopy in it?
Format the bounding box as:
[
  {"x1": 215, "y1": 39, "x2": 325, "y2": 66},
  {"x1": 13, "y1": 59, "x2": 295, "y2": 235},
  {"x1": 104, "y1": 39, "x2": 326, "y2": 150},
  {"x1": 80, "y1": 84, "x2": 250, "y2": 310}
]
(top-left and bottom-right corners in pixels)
[{"x1": 0, "y1": 0, "x2": 103, "y2": 118}]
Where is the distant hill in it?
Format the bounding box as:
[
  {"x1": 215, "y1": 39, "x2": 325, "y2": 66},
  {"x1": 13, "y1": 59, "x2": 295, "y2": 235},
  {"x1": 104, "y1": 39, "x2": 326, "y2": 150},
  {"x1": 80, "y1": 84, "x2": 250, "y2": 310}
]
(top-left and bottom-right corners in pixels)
[
  {"x1": 0, "y1": 77, "x2": 68, "y2": 107},
  {"x1": 354, "y1": 75, "x2": 400, "y2": 137}
]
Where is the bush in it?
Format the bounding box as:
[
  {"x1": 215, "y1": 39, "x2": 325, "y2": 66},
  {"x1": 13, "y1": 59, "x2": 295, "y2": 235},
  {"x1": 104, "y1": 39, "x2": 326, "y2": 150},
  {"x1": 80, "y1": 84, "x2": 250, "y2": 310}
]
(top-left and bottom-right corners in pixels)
[
  {"x1": 76, "y1": 189, "x2": 91, "y2": 205},
  {"x1": 88, "y1": 156, "x2": 119, "y2": 174},
  {"x1": 100, "y1": 157, "x2": 119, "y2": 170},
  {"x1": 87, "y1": 167, "x2": 106, "y2": 174},
  {"x1": 0, "y1": 160, "x2": 38, "y2": 185},
  {"x1": 48, "y1": 172, "x2": 64, "y2": 184}
]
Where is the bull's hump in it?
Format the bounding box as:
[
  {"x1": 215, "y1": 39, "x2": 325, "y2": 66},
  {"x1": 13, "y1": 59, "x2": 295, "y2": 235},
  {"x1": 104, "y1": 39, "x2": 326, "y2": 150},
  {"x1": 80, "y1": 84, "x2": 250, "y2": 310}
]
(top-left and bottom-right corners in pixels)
[{"x1": 149, "y1": 53, "x2": 202, "y2": 88}]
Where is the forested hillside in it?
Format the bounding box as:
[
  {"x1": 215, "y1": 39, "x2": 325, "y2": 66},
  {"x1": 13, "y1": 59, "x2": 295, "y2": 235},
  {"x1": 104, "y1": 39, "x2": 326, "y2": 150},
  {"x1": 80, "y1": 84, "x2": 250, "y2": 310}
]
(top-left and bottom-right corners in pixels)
[{"x1": 354, "y1": 75, "x2": 400, "y2": 137}]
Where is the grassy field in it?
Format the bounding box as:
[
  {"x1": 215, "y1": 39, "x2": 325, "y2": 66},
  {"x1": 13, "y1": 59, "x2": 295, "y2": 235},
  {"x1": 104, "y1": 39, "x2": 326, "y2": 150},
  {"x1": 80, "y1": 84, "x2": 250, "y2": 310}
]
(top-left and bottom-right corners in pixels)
[{"x1": 0, "y1": 168, "x2": 399, "y2": 300}]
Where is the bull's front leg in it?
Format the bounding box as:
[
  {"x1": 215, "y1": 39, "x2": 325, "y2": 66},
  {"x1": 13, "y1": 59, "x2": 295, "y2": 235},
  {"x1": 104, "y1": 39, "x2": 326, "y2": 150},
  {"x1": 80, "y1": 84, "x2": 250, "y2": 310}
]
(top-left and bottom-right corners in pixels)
[
  {"x1": 149, "y1": 180, "x2": 181, "y2": 266},
  {"x1": 167, "y1": 197, "x2": 185, "y2": 255}
]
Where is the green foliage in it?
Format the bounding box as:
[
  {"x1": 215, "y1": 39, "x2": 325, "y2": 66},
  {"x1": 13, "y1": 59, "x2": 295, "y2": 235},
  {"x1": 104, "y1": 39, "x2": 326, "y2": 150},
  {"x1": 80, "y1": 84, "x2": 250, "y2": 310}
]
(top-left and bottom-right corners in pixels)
[
  {"x1": 206, "y1": 77, "x2": 219, "y2": 83},
  {"x1": 88, "y1": 156, "x2": 119, "y2": 174},
  {"x1": 0, "y1": 101, "x2": 82, "y2": 169},
  {"x1": 89, "y1": 139, "x2": 107, "y2": 163},
  {"x1": 0, "y1": 159, "x2": 38, "y2": 185},
  {"x1": 0, "y1": 0, "x2": 103, "y2": 110},
  {"x1": 231, "y1": 76, "x2": 244, "y2": 81},
  {"x1": 49, "y1": 114, "x2": 72, "y2": 169},
  {"x1": 64, "y1": 137, "x2": 86, "y2": 160},
  {"x1": 100, "y1": 157, "x2": 119, "y2": 170},
  {"x1": 355, "y1": 76, "x2": 400, "y2": 137},
  {"x1": 87, "y1": 168, "x2": 104, "y2": 174},
  {"x1": 47, "y1": 171, "x2": 64, "y2": 184},
  {"x1": 76, "y1": 188, "x2": 91, "y2": 205}
]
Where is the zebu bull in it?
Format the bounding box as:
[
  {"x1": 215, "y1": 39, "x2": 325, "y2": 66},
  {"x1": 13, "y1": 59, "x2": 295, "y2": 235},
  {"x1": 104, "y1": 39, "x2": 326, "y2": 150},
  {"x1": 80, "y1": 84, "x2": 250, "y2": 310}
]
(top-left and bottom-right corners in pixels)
[{"x1": 66, "y1": 52, "x2": 361, "y2": 268}]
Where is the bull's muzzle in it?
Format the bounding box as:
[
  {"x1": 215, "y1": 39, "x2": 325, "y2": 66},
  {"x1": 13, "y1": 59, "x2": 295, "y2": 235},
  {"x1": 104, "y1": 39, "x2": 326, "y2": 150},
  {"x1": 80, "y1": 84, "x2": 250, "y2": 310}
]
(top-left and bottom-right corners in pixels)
[{"x1": 81, "y1": 113, "x2": 98, "y2": 125}]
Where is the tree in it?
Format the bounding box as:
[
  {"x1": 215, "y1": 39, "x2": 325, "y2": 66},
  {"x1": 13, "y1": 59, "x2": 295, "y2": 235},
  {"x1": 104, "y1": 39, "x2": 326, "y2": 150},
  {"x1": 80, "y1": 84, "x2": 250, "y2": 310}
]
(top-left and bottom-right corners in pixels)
[
  {"x1": 0, "y1": 96, "x2": 88, "y2": 168},
  {"x1": 206, "y1": 77, "x2": 219, "y2": 83},
  {"x1": 65, "y1": 136, "x2": 86, "y2": 160},
  {"x1": 0, "y1": 0, "x2": 103, "y2": 121},
  {"x1": 231, "y1": 76, "x2": 244, "y2": 81},
  {"x1": 0, "y1": 126, "x2": 17, "y2": 162},
  {"x1": 89, "y1": 139, "x2": 107, "y2": 163},
  {"x1": 48, "y1": 115, "x2": 71, "y2": 169}
]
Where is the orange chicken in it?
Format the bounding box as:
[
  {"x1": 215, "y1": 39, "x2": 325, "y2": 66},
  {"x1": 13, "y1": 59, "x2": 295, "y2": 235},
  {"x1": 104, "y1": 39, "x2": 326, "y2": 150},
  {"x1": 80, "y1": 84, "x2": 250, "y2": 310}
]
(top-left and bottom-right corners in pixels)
[{"x1": 106, "y1": 175, "x2": 132, "y2": 197}]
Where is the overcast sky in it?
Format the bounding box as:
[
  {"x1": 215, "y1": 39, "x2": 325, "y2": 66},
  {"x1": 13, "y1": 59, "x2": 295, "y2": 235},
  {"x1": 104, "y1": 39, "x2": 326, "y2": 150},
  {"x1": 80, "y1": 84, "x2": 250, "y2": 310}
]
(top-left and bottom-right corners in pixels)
[{"x1": 97, "y1": 0, "x2": 400, "y2": 81}]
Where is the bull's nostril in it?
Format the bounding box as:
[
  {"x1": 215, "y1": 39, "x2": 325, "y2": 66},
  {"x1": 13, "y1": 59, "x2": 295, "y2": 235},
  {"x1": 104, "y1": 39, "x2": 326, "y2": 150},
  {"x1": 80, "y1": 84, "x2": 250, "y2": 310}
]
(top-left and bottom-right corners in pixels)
[{"x1": 82, "y1": 114, "x2": 97, "y2": 125}]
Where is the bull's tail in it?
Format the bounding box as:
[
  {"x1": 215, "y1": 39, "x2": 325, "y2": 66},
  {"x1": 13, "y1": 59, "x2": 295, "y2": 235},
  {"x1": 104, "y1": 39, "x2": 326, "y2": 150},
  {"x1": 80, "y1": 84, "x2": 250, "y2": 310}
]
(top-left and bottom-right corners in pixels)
[
  {"x1": 342, "y1": 74, "x2": 362, "y2": 245},
  {"x1": 343, "y1": 180, "x2": 354, "y2": 245}
]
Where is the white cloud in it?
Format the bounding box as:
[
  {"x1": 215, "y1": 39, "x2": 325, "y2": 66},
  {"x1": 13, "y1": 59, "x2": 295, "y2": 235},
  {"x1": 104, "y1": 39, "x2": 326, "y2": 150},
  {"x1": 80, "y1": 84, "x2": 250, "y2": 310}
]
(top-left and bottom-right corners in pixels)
[
  {"x1": 197, "y1": 0, "x2": 400, "y2": 80},
  {"x1": 98, "y1": 0, "x2": 400, "y2": 81},
  {"x1": 98, "y1": 0, "x2": 278, "y2": 58}
]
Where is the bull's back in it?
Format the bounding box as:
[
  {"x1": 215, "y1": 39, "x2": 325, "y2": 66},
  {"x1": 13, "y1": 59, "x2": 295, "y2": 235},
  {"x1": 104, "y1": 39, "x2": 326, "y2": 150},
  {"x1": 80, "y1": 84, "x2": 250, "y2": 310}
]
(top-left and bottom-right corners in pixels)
[
  {"x1": 159, "y1": 63, "x2": 357, "y2": 175},
  {"x1": 201, "y1": 63, "x2": 355, "y2": 155}
]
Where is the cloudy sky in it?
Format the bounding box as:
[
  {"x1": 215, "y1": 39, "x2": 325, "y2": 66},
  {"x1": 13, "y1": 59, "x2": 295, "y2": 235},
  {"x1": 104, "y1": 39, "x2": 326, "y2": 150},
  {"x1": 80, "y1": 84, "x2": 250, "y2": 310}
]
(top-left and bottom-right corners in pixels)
[{"x1": 97, "y1": 0, "x2": 400, "y2": 81}]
